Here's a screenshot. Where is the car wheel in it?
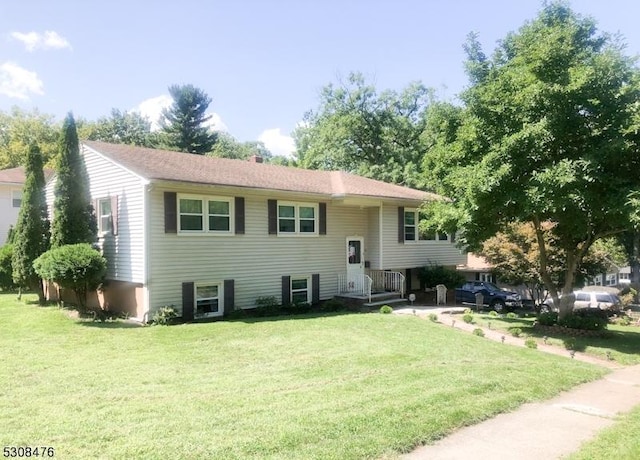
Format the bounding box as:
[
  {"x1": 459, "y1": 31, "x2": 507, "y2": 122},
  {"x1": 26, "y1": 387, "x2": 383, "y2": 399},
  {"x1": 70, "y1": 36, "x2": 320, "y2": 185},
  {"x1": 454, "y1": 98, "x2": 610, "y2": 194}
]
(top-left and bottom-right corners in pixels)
[{"x1": 491, "y1": 299, "x2": 506, "y2": 313}]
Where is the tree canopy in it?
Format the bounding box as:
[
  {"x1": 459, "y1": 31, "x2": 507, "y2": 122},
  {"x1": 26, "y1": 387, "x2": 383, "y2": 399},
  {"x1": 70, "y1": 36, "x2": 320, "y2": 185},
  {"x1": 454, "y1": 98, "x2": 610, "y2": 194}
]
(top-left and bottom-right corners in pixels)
[
  {"x1": 50, "y1": 113, "x2": 97, "y2": 248},
  {"x1": 0, "y1": 107, "x2": 59, "y2": 168},
  {"x1": 79, "y1": 108, "x2": 158, "y2": 147},
  {"x1": 294, "y1": 72, "x2": 432, "y2": 188},
  {"x1": 160, "y1": 84, "x2": 217, "y2": 154},
  {"x1": 422, "y1": 1, "x2": 640, "y2": 316}
]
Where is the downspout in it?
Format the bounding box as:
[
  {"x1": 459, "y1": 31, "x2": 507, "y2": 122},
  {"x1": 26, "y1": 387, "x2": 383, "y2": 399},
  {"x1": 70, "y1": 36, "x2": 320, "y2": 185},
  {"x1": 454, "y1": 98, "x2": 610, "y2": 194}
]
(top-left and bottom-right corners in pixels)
[
  {"x1": 142, "y1": 181, "x2": 151, "y2": 324},
  {"x1": 379, "y1": 202, "x2": 384, "y2": 270}
]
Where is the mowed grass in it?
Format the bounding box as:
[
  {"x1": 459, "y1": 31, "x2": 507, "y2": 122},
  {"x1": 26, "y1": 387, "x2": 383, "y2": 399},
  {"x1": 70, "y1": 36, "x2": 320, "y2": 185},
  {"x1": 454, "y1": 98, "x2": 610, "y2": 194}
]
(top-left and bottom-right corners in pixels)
[
  {"x1": 473, "y1": 313, "x2": 640, "y2": 365},
  {"x1": 0, "y1": 295, "x2": 606, "y2": 459},
  {"x1": 568, "y1": 404, "x2": 640, "y2": 459}
]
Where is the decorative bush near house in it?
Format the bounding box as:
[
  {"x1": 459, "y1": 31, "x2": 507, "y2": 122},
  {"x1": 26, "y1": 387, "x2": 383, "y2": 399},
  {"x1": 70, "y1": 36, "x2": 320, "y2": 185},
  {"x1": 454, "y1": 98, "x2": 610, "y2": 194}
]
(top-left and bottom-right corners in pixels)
[
  {"x1": 462, "y1": 313, "x2": 473, "y2": 323},
  {"x1": 537, "y1": 311, "x2": 558, "y2": 326},
  {"x1": 558, "y1": 309, "x2": 608, "y2": 331},
  {"x1": 33, "y1": 243, "x2": 107, "y2": 310},
  {"x1": 418, "y1": 264, "x2": 466, "y2": 291},
  {"x1": 152, "y1": 306, "x2": 178, "y2": 325},
  {"x1": 472, "y1": 328, "x2": 485, "y2": 337},
  {"x1": 379, "y1": 305, "x2": 393, "y2": 314},
  {"x1": 525, "y1": 337, "x2": 537, "y2": 349},
  {"x1": 506, "y1": 312, "x2": 518, "y2": 319},
  {"x1": 510, "y1": 327, "x2": 523, "y2": 337},
  {"x1": 428, "y1": 313, "x2": 438, "y2": 322},
  {"x1": 488, "y1": 310, "x2": 499, "y2": 317},
  {"x1": 563, "y1": 337, "x2": 577, "y2": 350},
  {"x1": 0, "y1": 244, "x2": 16, "y2": 291}
]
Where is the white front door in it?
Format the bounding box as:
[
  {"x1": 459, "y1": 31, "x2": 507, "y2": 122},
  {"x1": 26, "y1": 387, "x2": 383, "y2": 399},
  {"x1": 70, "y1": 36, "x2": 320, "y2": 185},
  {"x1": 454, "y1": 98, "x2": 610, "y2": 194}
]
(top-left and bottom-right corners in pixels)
[{"x1": 346, "y1": 236, "x2": 364, "y2": 291}]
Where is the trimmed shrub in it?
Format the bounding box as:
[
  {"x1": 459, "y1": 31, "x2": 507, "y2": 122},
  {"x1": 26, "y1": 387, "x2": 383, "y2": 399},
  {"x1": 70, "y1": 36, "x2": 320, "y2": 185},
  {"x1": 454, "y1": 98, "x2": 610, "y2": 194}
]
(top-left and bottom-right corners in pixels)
[
  {"x1": 537, "y1": 311, "x2": 558, "y2": 326},
  {"x1": 428, "y1": 313, "x2": 438, "y2": 322},
  {"x1": 379, "y1": 305, "x2": 393, "y2": 314},
  {"x1": 488, "y1": 310, "x2": 499, "y2": 317},
  {"x1": 472, "y1": 328, "x2": 485, "y2": 337},
  {"x1": 462, "y1": 313, "x2": 473, "y2": 323},
  {"x1": 152, "y1": 306, "x2": 178, "y2": 325},
  {"x1": 254, "y1": 296, "x2": 281, "y2": 316},
  {"x1": 525, "y1": 337, "x2": 537, "y2": 349},
  {"x1": 510, "y1": 327, "x2": 523, "y2": 337},
  {"x1": 558, "y1": 308, "x2": 608, "y2": 331},
  {"x1": 33, "y1": 243, "x2": 106, "y2": 309},
  {"x1": 320, "y1": 298, "x2": 346, "y2": 312},
  {"x1": 563, "y1": 337, "x2": 577, "y2": 350},
  {"x1": 0, "y1": 244, "x2": 17, "y2": 291},
  {"x1": 506, "y1": 312, "x2": 518, "y2": 319}
]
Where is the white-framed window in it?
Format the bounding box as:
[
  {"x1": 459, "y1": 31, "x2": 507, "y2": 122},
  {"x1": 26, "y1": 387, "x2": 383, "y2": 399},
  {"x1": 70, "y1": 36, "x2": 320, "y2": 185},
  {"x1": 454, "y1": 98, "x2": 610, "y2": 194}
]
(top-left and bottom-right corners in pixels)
[
  {"x1": 404, "y1": 208, "x2": 449, "y2": 242},
  {"x1": 11, "y1": 190, "x2": 22, "y2": 208},
  {"x1": 291, "y1": 276, "x2": 311, "y2": 304},
  {"x1": 479, "y1": 272, "x2": 494, "y2": 283},
  {"x1": 98, "y1": 198, "x2": 112, "y2": 234},
  {"x1": 278, "y1": 202, "x2": 318, "y2": 235},
  {"x1": 195, "y1": 282, "x2": 222, "y2": 317},
  {"x1": 606, "y1": 274, "x2": 617, "y2": 286},
  {"x1": 178, "y1": 194, "x2": 233, "y2": 234}
]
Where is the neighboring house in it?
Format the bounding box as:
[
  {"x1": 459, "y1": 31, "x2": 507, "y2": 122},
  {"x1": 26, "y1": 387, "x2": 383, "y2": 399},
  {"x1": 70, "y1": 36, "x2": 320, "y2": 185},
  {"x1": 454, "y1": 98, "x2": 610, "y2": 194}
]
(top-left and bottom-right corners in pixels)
[
  {"x1": 457, "y1": 253, "x2": 496, "y2": 284},
  {"x1": 592, "y1": 266, "x2": 631, "y2": 287},
  {"x1": 45, "y1": 141, "x2": 466, "y2": 321},
  {"x1": 0, "y1": 167, "x2": 26, "y2": 244}
]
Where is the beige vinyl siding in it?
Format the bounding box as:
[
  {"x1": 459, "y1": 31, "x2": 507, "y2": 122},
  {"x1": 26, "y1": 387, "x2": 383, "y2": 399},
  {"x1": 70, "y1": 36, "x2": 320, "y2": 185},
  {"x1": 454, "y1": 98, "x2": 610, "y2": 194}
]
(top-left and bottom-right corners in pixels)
[
  {"x1": 45, "y1": 147, "x2": 146, "y2": 283},
  {"x1": 82, "y1": 147, "x2": 146, "y2": 282},
  {"x1": 148, "y1": 186, "x2": 368, "y2": 315},
  {"x1": 381, "y1": 204, "x2": 466, "y2": 269},
  {"x1": 0, "y1": 185, "x2": 21, "y2": 244},
  {"x1": 366, "y1": 207, "x2": 381, "y2": 269}
]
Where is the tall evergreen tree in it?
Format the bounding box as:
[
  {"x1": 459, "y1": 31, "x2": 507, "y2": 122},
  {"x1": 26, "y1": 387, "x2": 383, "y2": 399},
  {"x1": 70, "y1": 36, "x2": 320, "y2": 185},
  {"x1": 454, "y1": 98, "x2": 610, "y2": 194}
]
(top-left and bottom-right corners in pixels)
[
  {"x1": 12, "y1": 143, "x2": 50, "y2": 303},
  {"x1": 50, "y1": 112, "x2": 97, "y2": 248},
  {"x1": 160, "y1": 84, "x2": 217, "y2": 154}
]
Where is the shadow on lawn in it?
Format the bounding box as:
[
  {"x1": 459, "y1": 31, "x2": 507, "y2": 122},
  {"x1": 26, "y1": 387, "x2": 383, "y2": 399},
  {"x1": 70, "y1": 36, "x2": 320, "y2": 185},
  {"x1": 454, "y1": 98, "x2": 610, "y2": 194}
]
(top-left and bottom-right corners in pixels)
[
  {"x1": 224, "y1": 310, "x2": 356, "y2": 324},
  {"x1": 75, "y1": 320, "x2": 143, "y2": 329},
  {"x1": 523, "y1": 324, "x2": 640, "y2": 355}
]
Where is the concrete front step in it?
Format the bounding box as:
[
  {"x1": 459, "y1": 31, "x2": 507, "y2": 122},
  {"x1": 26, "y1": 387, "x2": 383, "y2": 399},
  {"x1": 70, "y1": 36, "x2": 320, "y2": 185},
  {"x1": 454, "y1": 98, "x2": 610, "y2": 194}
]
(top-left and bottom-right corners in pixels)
[{"x1": 364, "y1": 298, "x2": 408, "y2": 308}]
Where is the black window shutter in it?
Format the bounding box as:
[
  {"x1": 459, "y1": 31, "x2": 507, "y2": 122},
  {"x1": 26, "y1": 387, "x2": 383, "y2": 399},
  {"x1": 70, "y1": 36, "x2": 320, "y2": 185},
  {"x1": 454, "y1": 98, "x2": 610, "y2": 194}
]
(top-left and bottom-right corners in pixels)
[
  {"x1": 312, "y1": 274, "x2": 320, "y2": 304},
  {"x1": 110, "y1": 195, "x2": 119, "y2": 236},
  {"x1": 224, "y1": 279, "x2": 235, "y2": 312},
  {"x1": 182, "y1": 282, "x2": 194, "y2": 321},
  {"x1": 281, "y1": 275, "x2": 291, "y2": 305},
  {"x1": 398, "y1": 207, "x2": 405, "y2": 243},
  {"x1": 164, "y1": 192, "x2": 177, "y2": 234},
  {"x1": 319, "y1": 203, "x2": 327, "y2": 235},
  {"x1": 235, "y1": 197, "x2": 245, "y2": 234},
  {"x1": 406, "y1": 268, "x2": 412, "y2": 292},
  {"x1": 268, "y1": 199, "x2": 277, "y2": 234}
]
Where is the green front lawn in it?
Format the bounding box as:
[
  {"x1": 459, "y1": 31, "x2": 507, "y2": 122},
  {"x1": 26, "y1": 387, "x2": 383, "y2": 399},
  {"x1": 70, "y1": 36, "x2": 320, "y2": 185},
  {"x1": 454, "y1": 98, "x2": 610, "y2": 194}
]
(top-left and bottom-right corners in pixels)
[
  {"x1": 0, "y1": 295, "x2": 606, "y2": 459},
  {"x1": 472, "y1": 313, "x2": 640, "y2": 365}
]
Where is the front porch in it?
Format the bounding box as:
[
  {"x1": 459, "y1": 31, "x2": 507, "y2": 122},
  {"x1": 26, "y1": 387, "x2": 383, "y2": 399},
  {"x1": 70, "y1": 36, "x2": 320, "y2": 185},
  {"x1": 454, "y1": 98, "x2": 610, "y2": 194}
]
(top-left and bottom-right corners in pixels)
[{"x1": 336, "y1": 270, "x2": 407, "y2": 308}]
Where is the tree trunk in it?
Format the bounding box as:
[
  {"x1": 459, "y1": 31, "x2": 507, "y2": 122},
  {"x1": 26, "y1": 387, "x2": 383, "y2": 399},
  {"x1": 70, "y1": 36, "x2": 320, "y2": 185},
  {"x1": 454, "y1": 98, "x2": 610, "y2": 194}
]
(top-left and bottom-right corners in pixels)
[
  {"x1": 631, "y1": 231, "x2": 640, "y2": 285},
  {"x1": 31, "y1": 278, "x2": 46, "y2": 305},
  {"x1": 558, "y1": 251, "x2": 579, "y2": 320}
]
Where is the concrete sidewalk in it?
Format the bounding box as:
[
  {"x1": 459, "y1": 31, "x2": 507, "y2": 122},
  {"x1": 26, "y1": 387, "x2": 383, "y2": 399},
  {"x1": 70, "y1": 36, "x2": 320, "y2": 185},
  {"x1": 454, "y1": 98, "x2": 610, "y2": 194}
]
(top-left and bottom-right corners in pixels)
[{"x1": 394, "y1": 306, "x2": 640, "y2": 459}]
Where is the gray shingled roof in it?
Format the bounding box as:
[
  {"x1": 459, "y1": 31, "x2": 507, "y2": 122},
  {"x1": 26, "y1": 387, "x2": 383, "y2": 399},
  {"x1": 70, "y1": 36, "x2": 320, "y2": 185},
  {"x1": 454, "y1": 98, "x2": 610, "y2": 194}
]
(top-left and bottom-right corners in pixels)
[{"x1": 83, "y1": 140, "x2": 441, "y2": 202}]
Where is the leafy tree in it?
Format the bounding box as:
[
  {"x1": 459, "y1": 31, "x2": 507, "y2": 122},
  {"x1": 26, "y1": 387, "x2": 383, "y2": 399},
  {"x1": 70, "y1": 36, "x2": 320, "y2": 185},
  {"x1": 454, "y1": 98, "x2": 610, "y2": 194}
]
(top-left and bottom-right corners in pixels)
[
  {"x1": 160, "y1": 84, "x2": 217, "y2": 154},
  {"x1": 50, "y1": 113, "x2": 97, "y2": 248},
  {"x1": 208, "y1": 132, "x2": 272, "y2": 160},
  {"x1": 11, "y1": 143, "x2": 50, "y2": 303},
  {"x1": 422, "y1": 2, "x2": 640, "y2": 318},
  {"x1": 480, "y1": 223, "x2": 624, "y2": 305},
  {"x1": 294, "y1": 72, "x2": 432, "y2": 188},
  {"x1": 0, "y1": 107, "x2": 59, "y2": 168},
  {"x1": 79, "y1": 109, "x2": 159, "y2": 147},
  {"x1": 33, "y1": 243, "x2": 106, "y2": 310}
]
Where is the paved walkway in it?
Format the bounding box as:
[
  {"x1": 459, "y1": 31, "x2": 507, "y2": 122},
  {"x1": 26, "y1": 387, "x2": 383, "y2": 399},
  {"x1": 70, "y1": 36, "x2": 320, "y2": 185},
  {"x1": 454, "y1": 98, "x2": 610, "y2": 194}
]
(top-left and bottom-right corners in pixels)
[{"x1": 393, "y1": 306, "x2": 640, "y2": 459}]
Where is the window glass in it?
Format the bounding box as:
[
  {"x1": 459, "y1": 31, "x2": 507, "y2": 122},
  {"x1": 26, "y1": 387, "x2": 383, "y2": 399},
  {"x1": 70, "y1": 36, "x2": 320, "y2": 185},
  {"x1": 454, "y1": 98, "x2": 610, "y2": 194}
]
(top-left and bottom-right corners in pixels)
[
  {"x1": 98, "y1": 199, "x2": 112, "y2": 233},
  {"x1": 196, "y1": 285, "x2": 220, "y2": 315},
  {"x1": 291, "y1": 278, "x2": 308, "y2": 290},
  {"x1": 180, "y1": 215, "x2": 203, "y2": 231},
  {"x1": 348, "y1": 240, "x2": 361, "y2": 264},
  {"x1": 404, "y1": 227, "x2": 416, "y2": 241},
  {"x1": 300, "y1": 219, "x2": 315, "y2": 233},
  {"x1": 209, "y1": 200, "x2": 229, "y2": 215},
  {"x1": 299, "y1": 206, "x2": 315, "y2": 219},
  {"x1": 438, "y1": 233, "x2": 449, "y2": 241},
  {"x1": 576, "y1": 293, "x2": 590, "y2": 301},
  {"x1": 279, "y1": 206, "x2": 295, "y2": 218},
  {"x1": 208, "y1": 200, "x2": 230, "y2": 231},
  {"x1": 12, "y1": 191, "x2": 22, "y2": 208},
  {"x1": 595, "y1": 294, "x2": 613, "y2": 303},
  {"x1": 279, "y1": 219, "x2": 296, "y2": 232},
  {"x1": 404, "y1": 211, "x2": 415, "y2": 225},
  {"x1": 180, "y1": 199, "x2": 202, "y2": 214}
]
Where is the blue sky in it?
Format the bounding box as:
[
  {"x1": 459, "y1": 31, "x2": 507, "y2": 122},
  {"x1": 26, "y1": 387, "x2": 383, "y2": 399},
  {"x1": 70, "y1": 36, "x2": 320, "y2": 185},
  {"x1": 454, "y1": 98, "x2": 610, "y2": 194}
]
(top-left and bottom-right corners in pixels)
[{"x1": 1, "y1": 1, "x2": 639, "y2": 157}]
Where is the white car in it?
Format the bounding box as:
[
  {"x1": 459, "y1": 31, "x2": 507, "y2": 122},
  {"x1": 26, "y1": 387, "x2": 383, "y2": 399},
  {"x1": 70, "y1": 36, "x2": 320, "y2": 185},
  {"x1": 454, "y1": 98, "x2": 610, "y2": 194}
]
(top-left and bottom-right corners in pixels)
[{"x1": 541, "y1": 291, "x2": 621, "y2": 314}]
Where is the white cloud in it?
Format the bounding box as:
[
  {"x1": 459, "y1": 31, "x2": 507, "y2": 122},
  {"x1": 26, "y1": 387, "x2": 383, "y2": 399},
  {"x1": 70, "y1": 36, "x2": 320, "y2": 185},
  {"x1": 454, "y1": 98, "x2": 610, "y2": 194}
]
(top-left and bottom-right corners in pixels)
[
  {"x1": 0, "y1": 62, "x2": 44, "y2": 100},
  {"x1": 10, "y1": 30, "x2": 72, "y2": 52},
  {"x1": 133, "y1": 94, "x2": 227, "y2": 132},
  {"x1": 258, "y1": 128, "x2": 296, "y2": 158}
]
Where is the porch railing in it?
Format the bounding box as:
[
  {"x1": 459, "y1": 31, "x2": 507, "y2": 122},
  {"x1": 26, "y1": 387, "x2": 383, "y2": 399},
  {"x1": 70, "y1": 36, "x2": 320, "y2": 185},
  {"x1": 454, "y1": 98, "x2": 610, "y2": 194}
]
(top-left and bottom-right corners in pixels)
[
  {"x1": 369, "y1": 270, "x2": 405, "y2": 297},
  {"x1": 337, "y1": 273, "x2": 373, "y2": 303}
]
